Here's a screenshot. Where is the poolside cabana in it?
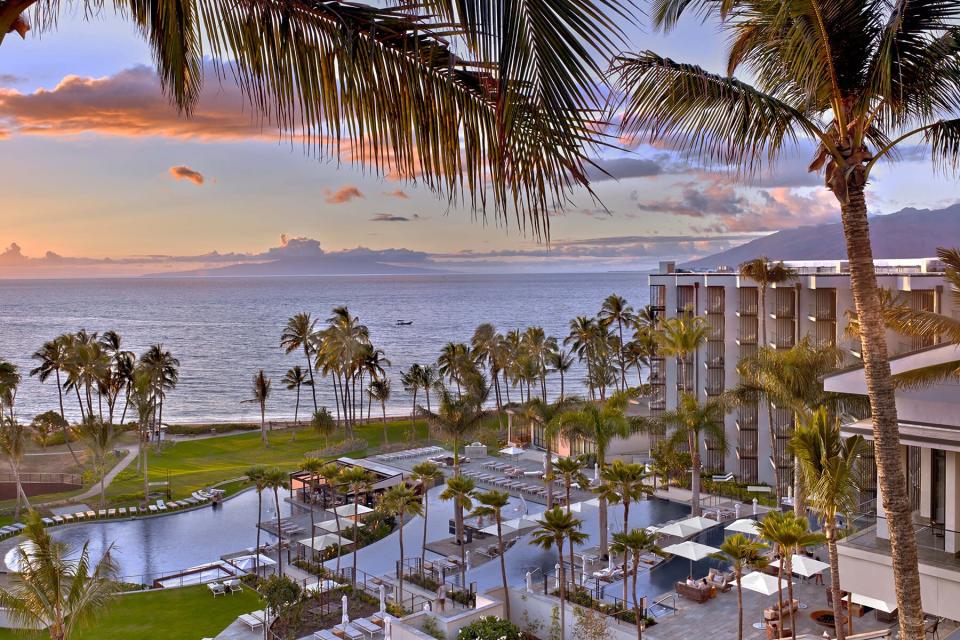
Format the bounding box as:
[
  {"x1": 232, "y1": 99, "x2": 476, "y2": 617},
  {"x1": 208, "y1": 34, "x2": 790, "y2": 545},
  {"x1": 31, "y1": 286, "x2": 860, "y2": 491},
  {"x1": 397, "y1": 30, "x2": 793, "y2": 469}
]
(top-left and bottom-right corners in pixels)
[
  {"x1": 316, "y1": 518, "x2": 365, "y2": 533},
  {"x1": 289, "y1": 457, "x2": 407, "y2": 506},
  {"x1": 296, "y1": 533, "x2": 352, "y2": 561}
]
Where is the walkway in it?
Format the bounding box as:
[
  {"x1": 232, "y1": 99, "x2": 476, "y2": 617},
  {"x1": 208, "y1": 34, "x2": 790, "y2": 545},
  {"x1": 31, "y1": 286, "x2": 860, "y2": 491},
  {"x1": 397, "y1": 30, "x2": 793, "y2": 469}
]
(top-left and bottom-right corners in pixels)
[{"x1": 73, "y1": 445, "x2": 138, "y2": 501}]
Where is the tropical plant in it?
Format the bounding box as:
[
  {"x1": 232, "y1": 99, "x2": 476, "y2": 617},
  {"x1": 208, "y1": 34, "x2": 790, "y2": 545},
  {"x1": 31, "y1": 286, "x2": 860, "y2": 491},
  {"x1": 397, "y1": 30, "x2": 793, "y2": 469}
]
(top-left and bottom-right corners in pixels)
[
  {"x1": 711, "y1": 534, "x2": 769, "y2": 640},
  {"x1": 791, "y1": 408, "x2": 866, "y2": 640},
  {"x1": 418, "y1": 380, "x2": 487, "y2": 471},
  {"x1": 653, "y1": 316, "x2": 709, "y2": 395},
  {"x1": 283, "y1": 365, "x2": 311, "y2": 426},
  {"x1": 0, "y1": 360, "x2": 20, "y2": 420},
  {"x1": 548, "y1": 349, "x2": 575, "y2": 401},
  {"x1": 458, "y1": 616, "x2": 523, "y2": 640},
  {"x1": 553, "y1": 456, "x2": 589, "y2": 512},
  {"x1": 559, "y1": 392, "x2": 631, "y2": 557},
  {"x1": 311, "y1": 407, "x2": 336, "y2": 449},
  {"x1": 75, "y1": 419, "x2": 118, "y2": 511},
  {"x1": 610, "y1": 528, "x2": 661, "y2": 640},
  {"x1": 128, "y1": 368, "x2": 155, "y2": 502},
  {"x1": 758, "y1": 511, "x2": 824, "y2": 637},
  {"x1": 368, "y1": 378, "x2": 392, "y2": 443},
  {"x1": 282, "y1": 313, "x2": 320, "y2": 416},
  {"x1": 615, "y1": 3, "x2": 960, "y2": 630},
  {"x1": 411, "y1": 461, "x2": 444, "y2": 568},
  {"x1": 138, "y1": 344, "x2": 179, "y2": 440},
  {"x1": 380, "y1": 483, "x2": 423, "y2": 600},
  {"x1": 470, "y1": 490, "x2": 512, "y2": 619},
  {"x1": 30, "y1": 336, "x2": 80, "y2": 463},
  {"x1": 596, "y1": 460, "x2": 652, "y2": 600},
  {"x1": 524, "y1": 397, "x2": 575, "y2": 506},
  {"x1": 737, "y1": 258, "x2": 797, "y2": 348},
  {"x1": 0, "y1": 512, "x2": 118, "y2": 640},
  {"x1": 643, "y1": 394, "x2": 727, "y2": 516},
  {"x1": 339, "y1": 466, "x2": 374, "y2": 585},
  {"x1": 599, "y1": 294, "x2": 636, "y2": 393},
  {"x1": 471, "y1": 324, "x2": 507, "y2": 432},
  {"x1": 245, "y1": 466, "x2": 268, "y2": 575},
  {"x1": 244, "y1": 370, "x2": 272, "y2": 446},
  {"x1": 439, "y1": 474, "x2": 476, "y2": 584},
  {"x1": 530, "y1": 507, "x2": 585, "y2": 640},
  {"x1": 264, "y1": 467, "x2": 290, "y2": 578},
  {"x1": 319, "y1": 462, "x2": 345, "y2": 573},
  {"x1": 0, "y1": 417, "x2": 31, "y2": 519}
]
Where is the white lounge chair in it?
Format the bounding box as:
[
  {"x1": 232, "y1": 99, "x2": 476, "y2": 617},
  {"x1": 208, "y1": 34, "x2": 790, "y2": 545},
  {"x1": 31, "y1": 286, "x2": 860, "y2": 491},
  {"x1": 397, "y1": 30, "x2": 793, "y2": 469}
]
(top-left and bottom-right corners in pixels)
[
  {"x1": 334, "y1": 623, "x2": 365, "y2": 640},
  {"x1": 107, "y1": 509, "x2": 116, "y2": 517},
  {"x1": 156, "y1": 500, "x2": 167, "y2": 511},
  {"x1": 85, "y1": 511, "x2": 96, "y2": 519},
  {"x1": 118, "y1": 508, "x2": 127, "y2": 516},
  {"x1": 128, "y1": 507, "x2": 138, "y2": 515},
  {"x1": 238, "y1": 614, "x2": 263, "y2": 630},
  {"x1": 97, "y1": 509, "x2": 107, "y2": 517},
  {"x1": 41, "y1": 517, "x2": 54, "y2": 526},
  {"x1": 314, "y1": 630, "x2": 340, "y2": 640},
  {"x1": 224, "y1": 578, "x2": 242, "y2": 593},
  {"x1": 148, "y1": 505, "x2": 158, "y2": 513},
  {"x1": 353, "y1": 618, "x2": 381, "y2": 637},
  {"x1": 208, "y1": 582, "x2": 226, "y2": 597}
]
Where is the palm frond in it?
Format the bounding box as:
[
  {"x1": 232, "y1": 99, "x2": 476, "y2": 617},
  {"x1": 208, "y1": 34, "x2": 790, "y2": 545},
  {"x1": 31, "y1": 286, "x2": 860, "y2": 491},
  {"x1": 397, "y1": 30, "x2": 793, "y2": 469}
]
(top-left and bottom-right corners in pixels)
[
  {"x1": 886, "y1": 304, "x2": 960, "y2": 344},
  {"x1": 892, "y1": 359, "x2": 960, "y2": 390},
  {"x1": 926, "y1": 117, "x2": 960, "y2": 173}
]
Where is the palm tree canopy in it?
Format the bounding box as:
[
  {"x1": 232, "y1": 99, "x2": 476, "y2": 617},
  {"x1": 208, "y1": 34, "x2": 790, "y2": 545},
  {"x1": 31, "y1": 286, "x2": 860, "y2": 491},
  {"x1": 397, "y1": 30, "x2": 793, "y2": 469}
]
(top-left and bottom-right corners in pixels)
[
  {"x1": 283, "y1": 365, "x2": 311, "y2": 390},
  {"x1": 440, "y1": 475, "x2": 476, "y2": 511},
  {"x1": 380, "y1": 484, "x2": 423, "y2": 518},
  {"x1": 558, "y1": 392, "x2": 632, "y2": 457},
  {"x1": 738, "y1": 258, "x2": 797, "y2": 288},
  {"x1": 643, "y1": 393, "x2": 729, "y2": 455},
  {"x1": 470, "y1": 489, "x2": 511, "y2": 519},
  {"x1": 530, "y1": 506, "x2": 585, "y2": 550}
]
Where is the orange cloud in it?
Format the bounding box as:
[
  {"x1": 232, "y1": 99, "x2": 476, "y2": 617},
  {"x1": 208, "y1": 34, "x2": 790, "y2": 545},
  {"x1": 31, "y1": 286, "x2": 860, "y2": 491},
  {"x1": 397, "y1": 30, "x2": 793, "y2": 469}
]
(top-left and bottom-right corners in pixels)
[
  {"x1": 324, "y1": 185, "x2": 364, "y2": 204},
  {"x1": 168, "y1": 165, "x2": 205, "y2": 185},
  {"x1": 383, "y1": 189, "x2": 410, "y2": 199}
]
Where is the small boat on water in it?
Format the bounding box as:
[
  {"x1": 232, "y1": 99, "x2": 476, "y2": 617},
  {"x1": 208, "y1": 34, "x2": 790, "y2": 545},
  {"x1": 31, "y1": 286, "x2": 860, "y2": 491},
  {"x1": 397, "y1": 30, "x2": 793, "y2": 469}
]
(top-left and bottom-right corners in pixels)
[{"x1": 395, "y1": 320, "x2": 413, "y2": 326}]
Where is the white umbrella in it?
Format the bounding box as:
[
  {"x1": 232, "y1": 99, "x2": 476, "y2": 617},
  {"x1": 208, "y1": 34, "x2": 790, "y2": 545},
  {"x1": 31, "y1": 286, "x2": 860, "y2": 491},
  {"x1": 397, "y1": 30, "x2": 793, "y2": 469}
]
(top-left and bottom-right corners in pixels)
[
  {"x1": 481, "y1": 521, "x2": 519, "y2": 535},
  {"x1": 725, "y1": 518, "x2": 761, "y2": 536},
  {"x1": 738, "y1": 571, "x2": 782, "y2": 630},
  {"x1": 770, "y1": 554, "x2": 829, "y2": 577},
  {"x1": 503, "y1": 517, "x2": 538, "y2": 531},
  {"x1": 500, "y1": 446, "x2": 525, "y2": 457},
  {"x1": 662, "y1": 540, "x2": 719, "y2": 577},
  {"x1": 384, "y1": 616, "x2": 393, "y2": 640},
  {"x1": 849, "y1": 592, "x2": 896, "y2": 614},
  {"x1": 379, "y1": 584, "x2": 386, "y2": 613},
  {"x1": 655, "y1": 521, "x2": 701, "y2": 538},
  {"x1": 677, "y1": 516, "x2": 720, "y2": 531},
  {"x1": 341, "y1": 594, "x2": 350, "y2": 626}
]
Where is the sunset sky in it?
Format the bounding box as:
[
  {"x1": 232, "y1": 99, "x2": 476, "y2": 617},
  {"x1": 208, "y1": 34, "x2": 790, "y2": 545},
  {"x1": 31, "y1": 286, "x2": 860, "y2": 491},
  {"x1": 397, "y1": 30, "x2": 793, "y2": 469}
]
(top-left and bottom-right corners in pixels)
[{"x1": 1, "y1": 8, "x2": 958, "y2": 276}]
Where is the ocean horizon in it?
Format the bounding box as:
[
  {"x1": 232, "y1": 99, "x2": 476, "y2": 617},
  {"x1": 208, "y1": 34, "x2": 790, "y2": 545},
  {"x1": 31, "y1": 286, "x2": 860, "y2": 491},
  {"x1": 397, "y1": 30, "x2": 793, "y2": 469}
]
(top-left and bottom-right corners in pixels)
[{"x1": 1, "y1": 272, "x2": 649, "y2": 423}]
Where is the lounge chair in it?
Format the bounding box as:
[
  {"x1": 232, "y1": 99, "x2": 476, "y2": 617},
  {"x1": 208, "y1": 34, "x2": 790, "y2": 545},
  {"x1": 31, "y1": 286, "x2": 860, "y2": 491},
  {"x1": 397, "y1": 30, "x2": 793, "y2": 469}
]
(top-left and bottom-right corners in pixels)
[
  {"x1": 238, "y1": 614, "x2": 263, "y2": 630},
  {"x1": 208, "y1": 582, "x2": 226, "y2": 597},
  {"x1": 52, "y1": 516, "x2": 64, "y2": 524},
  {"x1": 148, "y1": 505, "x2": 158, "y2": 513},
  {"x1": 156, "y1": 500, "x2": 167, "y2": 511},
  {"x1": 676, "y1": 581, "x2": 712, "y2": 603},
  {"x1": 314, "y1": 630, "x2": 340, "y2": 640},
  {"x1": 352, "y1": 619, "x2": 380, "y2": 638},
  {"x1": 128, "y1": 507, "x2": 138, "y2": 515},
  {"x1": 41, "y1": 517, "x2": 54, "y2": 526},
  {"x1": 107, "y1": 509, "x2": 116, "y2": 517},
  {"x1": 334, "y1": 623, "x2": 365, "y2": 640},
  {"x1": 224, "y1": 579, "x2": 242, "y2": 593},
  {"x1": 74, "y1": 512, "x2": 86, "y2": 520},
  {"x1": 118, "y1": 508, "x2": 127, "y2": 516},
  {"x1": 85, "y1": 511, "x2": 96, "y2": 519},
  {"x1": 97, "y1": 509, "x2": 107, "y2": 517}
]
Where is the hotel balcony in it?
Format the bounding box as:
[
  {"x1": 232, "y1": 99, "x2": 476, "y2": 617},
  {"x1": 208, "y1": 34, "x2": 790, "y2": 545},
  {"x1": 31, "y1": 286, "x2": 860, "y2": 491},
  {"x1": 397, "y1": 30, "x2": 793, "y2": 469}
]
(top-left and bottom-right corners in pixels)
[
  {"x1": 736, "y1": 333, "x2": 758, "y2": 346},
  {"x1": 736, "y1": 446, "x2": 758, "y2": 460},
  {"x1": 735, "y1": 306, "x2": 758, "y2": 317},
  {"x1": 703, "y1": 356, "x2": 724, "y2": 369},
  {"x1": 735, "y1": 419, "x2": 758, "y2": 433},
  {"x1": 768, "y1": 307, "x2": 796, "y2": 320}
]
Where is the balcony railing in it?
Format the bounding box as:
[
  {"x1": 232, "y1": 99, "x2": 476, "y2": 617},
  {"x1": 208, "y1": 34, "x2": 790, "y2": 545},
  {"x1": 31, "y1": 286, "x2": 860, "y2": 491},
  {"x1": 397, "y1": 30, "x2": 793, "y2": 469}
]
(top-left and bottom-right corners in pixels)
[{"x1": 737, "y1": 305, "x2": 758, "y2": 316}]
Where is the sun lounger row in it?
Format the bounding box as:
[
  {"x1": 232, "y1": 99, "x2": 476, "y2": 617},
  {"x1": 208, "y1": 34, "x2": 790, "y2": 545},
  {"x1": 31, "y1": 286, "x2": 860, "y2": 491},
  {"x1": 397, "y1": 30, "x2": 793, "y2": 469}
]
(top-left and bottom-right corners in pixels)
[
  {"x1": 462, "y1": 471, "x2": 548, "y2": 498},
  {"x1": 208, "y1": 579, "x2": 244, "y2": 597},
  {"x1": 25, "y1": 492, "x2": 219, "y2": 535},
  {"x1": 374, "y1": 446, "x2": 445, "y2": 461},
  {"x1": 238, "y1": 609, "x2": 267, "y2": 630}
]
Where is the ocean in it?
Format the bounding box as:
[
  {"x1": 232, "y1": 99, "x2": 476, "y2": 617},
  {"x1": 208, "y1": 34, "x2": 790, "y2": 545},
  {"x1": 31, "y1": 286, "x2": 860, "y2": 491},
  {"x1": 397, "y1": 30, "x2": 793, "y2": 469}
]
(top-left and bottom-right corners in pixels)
[{"x1": 0, "y1": 273, "x2": 648, "y2": 423}]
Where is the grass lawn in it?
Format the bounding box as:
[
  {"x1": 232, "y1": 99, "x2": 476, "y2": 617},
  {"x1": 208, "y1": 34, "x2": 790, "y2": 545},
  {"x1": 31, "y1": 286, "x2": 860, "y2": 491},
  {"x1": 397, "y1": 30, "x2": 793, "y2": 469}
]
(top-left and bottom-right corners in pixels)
[
  {"x1": 105, "y1": 418, "x2": 433, "y2": 502},
  {"x1": 0, "y1": 584, "x2": 262, "y2": 640}
]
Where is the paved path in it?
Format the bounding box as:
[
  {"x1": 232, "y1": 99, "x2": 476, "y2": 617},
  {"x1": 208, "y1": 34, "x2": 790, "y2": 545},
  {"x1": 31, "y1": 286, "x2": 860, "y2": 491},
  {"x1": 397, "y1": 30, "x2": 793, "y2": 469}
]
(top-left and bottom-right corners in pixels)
[{"x1": 73, "y1": 445, "x2": 138, "y2": 501}]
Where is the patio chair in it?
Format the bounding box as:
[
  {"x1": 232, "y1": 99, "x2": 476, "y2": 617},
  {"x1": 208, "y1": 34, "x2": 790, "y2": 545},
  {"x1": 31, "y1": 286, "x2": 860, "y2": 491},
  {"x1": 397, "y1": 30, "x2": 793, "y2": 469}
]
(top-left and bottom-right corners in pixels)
[
  {"x1": 107, "y1": 509, "x2": 116, "y2": 517},
  {"x1": 334, "y1": 623, "x2": 365, "y2": 640},
  {"x1": 148, "y1": 505, "x2": 158, "y2": 513},
  {"x1": 208, "y1": 582, "x2": 226, "y2": 597}
]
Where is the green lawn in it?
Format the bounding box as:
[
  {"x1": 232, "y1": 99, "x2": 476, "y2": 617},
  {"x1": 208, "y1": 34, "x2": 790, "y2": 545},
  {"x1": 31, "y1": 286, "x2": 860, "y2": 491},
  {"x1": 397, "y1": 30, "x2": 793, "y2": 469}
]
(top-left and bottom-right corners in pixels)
[
  {"x1": 0, "y1": 584, "x2": 262, "y2": 640},
  {"x1": 105, "y1": 419, "x2": 432, "y2": 501}
]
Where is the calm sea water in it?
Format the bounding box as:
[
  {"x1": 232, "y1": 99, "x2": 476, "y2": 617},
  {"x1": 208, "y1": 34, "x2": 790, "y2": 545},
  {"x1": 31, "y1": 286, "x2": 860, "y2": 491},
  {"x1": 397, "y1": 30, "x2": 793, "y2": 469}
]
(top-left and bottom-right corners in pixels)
[{"x1": 0, "y1": 273, "x2": 648, "y2": 423}]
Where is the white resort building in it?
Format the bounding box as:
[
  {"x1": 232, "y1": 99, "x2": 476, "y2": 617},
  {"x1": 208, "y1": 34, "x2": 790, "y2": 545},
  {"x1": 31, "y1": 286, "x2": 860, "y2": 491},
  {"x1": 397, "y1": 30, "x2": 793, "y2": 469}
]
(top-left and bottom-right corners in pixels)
[{"x1": 646, "y1": 257, "x2": 959, "y2": 495}]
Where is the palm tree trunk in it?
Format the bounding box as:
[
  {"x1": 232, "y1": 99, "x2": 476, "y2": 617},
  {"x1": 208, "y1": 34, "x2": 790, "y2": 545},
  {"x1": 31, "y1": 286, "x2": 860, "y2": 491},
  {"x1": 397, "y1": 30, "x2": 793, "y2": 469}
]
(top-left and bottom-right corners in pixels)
[
  {"x1": 305, "y1": 346, "x2": 319, "y2": 413},
  {"x1": 142, "y1": 428, "x2": 150, "y2": 503},
  {"x1": 691, "y1": 446, "x2": 702, "y2": 517},
  {"x1": 632, "y1": 552, "x2": 643, "y2": 640},
  {"x1": 497, "y1": 517, "x2": 510, "y2": 620},
  {"x1": 55, "y1": 369, "x2": 80, "y2": 466},
  {"x1": 617, "y1": 320, "x2": 627, "y2": 392},
  {"x1": 353, "y1": 498, "x2": 360, "y2": 586},
  {"x1": 502, "y1": 371, "x2": 511, "y2": 405},
  {"x1": 786, "y1": 557, "x2": 797, "y2": 638},
  {"x1": 334, "y1": 502, "x2": 343, "y2": 575},
  {"x1": 599, "y1": 451, "x2": 609, "y2": 559},
  {"x1": 839, "y1": 184, "x2": 923, "y2": 640},
  {"x1": 255, "y1": 491, "x2": 262, "y2": 575},
  {"x1": 767, "y1": 402, "x2": 782, "y2": 505},
  {"x1": 826, "y1": 524, "x2": 847, "y2": 640},
  {"x1": 622, "y1": 499, "x2": 631, "y2": 601},
  {"x1": 456, "y1": 501, "x2": 466, "y2": 586},
  {"x1": 545, "y1": 440, "x2": 554, "y2": 507},
  {"x1": 397, "y1": 515, "x2": 405, "y2": 601},
  {"x1": 557, "y1": 537, "x2": 567, "y2": 640},
  {"x1": 274, "y1": 488, "x2": 284, "y2": 578},
  {"x1": 260, "y1": 406, "x2": 268, "y2": 447},
  {"x1": 421, "y1": 489, "x2": 429, "y2": 568},
  {"x1": 736, "y1": 572, "x2": 744, "y2": 640},
  {"x1": 559, "y1": 371, "x2": 565, "y2": 401},
  {"x1": 776, "y1": 561, "x2": 784, "y2": 637},
  {"x1": 382, "y1": 401, "x2": 388, "y2": 445},
  {"x1": 294, "y1": 386, "x2": 301, "y2": 424}
]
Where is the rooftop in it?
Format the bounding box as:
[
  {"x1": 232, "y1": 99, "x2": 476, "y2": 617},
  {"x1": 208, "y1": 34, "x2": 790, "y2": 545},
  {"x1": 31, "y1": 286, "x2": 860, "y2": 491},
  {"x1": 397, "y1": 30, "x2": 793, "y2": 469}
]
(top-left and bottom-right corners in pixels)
[{"x1": 652, "y1": 257, "x2": 947, "y2": 277}]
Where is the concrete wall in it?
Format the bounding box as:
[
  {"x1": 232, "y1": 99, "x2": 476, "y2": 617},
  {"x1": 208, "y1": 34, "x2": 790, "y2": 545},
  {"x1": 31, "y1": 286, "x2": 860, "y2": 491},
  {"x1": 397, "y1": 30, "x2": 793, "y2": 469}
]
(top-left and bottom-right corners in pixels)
[
  {"x1": 501, "y1": 587, "x2": 639, "y2": 640},
  {"x1": 393, "y1": 593, "x2": 503, "y2": 640}
]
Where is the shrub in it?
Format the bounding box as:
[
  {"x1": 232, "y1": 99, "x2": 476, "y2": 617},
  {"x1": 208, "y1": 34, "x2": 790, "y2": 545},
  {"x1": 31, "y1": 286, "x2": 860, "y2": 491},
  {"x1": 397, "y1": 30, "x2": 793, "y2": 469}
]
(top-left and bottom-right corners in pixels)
[
  {"x1": 458, "y1": 617, "x2": 523, "y2": 640},
  {"x1": 306, "y1": 438, "x2": 367, "y2": 458},
  {"x1": 165, "y1": 422, "x2": 260, "y2": 435},
  {"x1": 420, "y1": 616, "x2": 445, "y2": 640}
]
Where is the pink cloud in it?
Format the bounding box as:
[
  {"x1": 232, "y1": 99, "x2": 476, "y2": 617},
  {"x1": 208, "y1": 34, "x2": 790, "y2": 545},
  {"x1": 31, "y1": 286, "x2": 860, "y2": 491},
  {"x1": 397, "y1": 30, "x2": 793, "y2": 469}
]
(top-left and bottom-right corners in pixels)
[
  {"x1": 168, "y1": 165, "x2": 205, "y2": 185},
  {"x1": 324, "y1": 185, "x2": 364, "y2": 204}
]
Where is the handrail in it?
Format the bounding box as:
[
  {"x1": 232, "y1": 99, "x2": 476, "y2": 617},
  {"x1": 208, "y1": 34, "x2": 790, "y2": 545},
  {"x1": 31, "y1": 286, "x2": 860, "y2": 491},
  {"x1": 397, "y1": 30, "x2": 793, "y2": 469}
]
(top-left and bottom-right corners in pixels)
[{"x1": 651, "y1": 593, "x2": 677, "y2": 616}]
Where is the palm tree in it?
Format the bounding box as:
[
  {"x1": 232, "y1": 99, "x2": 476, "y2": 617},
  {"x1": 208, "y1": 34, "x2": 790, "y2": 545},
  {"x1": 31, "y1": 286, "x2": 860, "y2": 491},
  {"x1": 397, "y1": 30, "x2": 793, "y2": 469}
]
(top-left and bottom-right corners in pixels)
[
  {"x1": 264, "y1": 467, "x2": 290, "y2": 578},
  {"x1": 654, "y1": 316, "x2": 710, "y2": 395},
  {"x1": 596, "y1": 460, "x2": 651, "y2": 601},
  {"x1": 737, "y1": 258, "x2": 797, "y2": 348},
  {"x1": 437, "y1": 342, "x2": 472, "y2": 399},
  {"x1": 418, "y1": 381, "x2": 486, "y2": 471},
  {"x1": 615, "y1": 4, "x2": 960, "y2": 631},
  {"x1": 368, "y1": 378, "x2": 392, "y2": 443},
  {"x1": 381, "y1": 484, "x2": 423, "y2": 601},
  {"x1": 75, "y1": 419, "x2": 119, "y2": 511},
  {"x1": 245, "y1": 466, "x2": 268, "y2": 575},
  {"x1": 129, "y1": 368, "x2": 155, "y2": 503},
  {"x1": 401, "y1": 364, "x2": 424, "y2": 421},
  {"x1": 319, "y1": 462, "x2": 345, "y2": 574},
  {"x1": 470, "y1": 490, "x2": 512, "y2": 619},
  {"x1": 300, "y1": 457, "x2": 326, "y2": 557},
  {"x1": 0, "y1": 360, "x2": 21, "y2": 420},
  {"x1": 0, "y1": 418, "x2": 31, "y2": 519},
  {"x1": 530, "y1": 507, "x2": 585, "y2": 640},
  {"x1": 558, "y1": 392, "x2": 631, "y2": 558},
  {"x1": 599, "y1": 294, "x2": 636, "y2": 392},
  {"x1": 711, "y1": 534, "x2": 769, "y2": 640},
  {"x1": 418, "y1": 365, "x2": 441, "y2": 414},
  {"x1": 282, "y1": 313, "x2": 320, "y2": 415},
  {"x1": 439, "y1": 475, "x2": 475, "y2": 585},
  {"x1": 524, "y1": 397, "x2": 574, "y2": 506},
  {"x1": 792, "y1": 408, "x2": 866, "y2": 640},
  {"x1": 611, "y1": 529, "x2": 661, "y2": 640},
  {"x1": 645, "y1": 394, "x2": 727, "y2": 517},
  {"x1": 472, "y1": 324, "x2": 507, "y2": 433},
  {"x1": 411, "y1": 461, "x2": 444, "y2": 569},
  {"x1": 548, "y1": 349, "x2": 575, "y2": 401},
  {"x1": 30, "y1": 336, "x2": 80, "y2": 464},
  {"x1": 138, "y1": 344, "x2": 179, "y2": 440},
  {"x1": 311, "y1": 407, "x2": 336, "y2": 449},
  {"x1": 553, "y1": 456, "x2": 588, "y2": 512},
  {"x1": 283, "y1": 365, "x2": 311, "y2": 426},
  {"x1": 0, "y1": 512, "x2": 118, "y2": 640},
  {"x1": 339, "y1": 466, "x2": 373, "y2": 585},
  {"x1": 244, "y1": 370, "x2": 272, "y2": 446},
  {"x1": 758, "y1": 511, "x2": 824, "y2": 637}
]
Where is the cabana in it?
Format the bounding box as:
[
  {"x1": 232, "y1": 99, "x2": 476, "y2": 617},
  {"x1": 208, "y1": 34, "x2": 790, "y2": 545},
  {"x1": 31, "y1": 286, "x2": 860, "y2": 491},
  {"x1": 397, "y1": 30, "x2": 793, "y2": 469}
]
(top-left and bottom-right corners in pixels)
[
  {"x1": 296, "y1": 533, "x2": 352, "y2": 562},
  {"x1": 289, "y1": 457, "x2": 406, "y2": 506}
]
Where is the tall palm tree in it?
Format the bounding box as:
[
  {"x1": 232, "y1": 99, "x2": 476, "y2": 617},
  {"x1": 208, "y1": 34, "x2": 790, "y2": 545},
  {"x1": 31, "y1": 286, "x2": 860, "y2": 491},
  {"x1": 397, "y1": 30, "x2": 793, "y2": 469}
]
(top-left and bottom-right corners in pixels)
[
  {"x1": 437, "y1": 342, "x2": 472, "y2": 399},
  {"x1": 139, "y1": 344, "x2": 179, "y2": 440},
  {"x1": 758, "y1": 511, "x2": 824, "y2": 637},
  {"x1": 654, "y1": 316, "x2": 710, "y2": 396},
  {"x1": 339, "y1": 466, "x2": 373, "y2": 585},
  {"x1": 245, "y1": 466, "x2": 268, "y2": 575},
  {"x1": 737, "y1": 258, "x2": 797, "y2": 348},
  {"x1": 548, "y1": 349, "x2": 575, "y2": 401},
  {"x1": 264, "y1": 467, "x2": 290, "y2": 578},
  {"x1": 470, "y1": 490, "x2": 512, "y2": 619},
  {"x1": 599, "y1": 294, "x2": 636, "y2": 392},
  {"x1": 312, "y1": 408, "x2": 336, "y2": 449},
  {"x1": 524, "y1": 397, "x2": 574, "y2": 506},
  {"x1": 75, "y1": 419, "x2": 119, "y2": 511},
  {"x1": 596, "y1": 460, "x2": 652, "y2": 600},
  {"x1": 368, "y1": 378, "x2": 392, "y2": 443},
  {"x1": 418, "y1": 381, "x2": 487, "y2": 472},
  {"x1": 0, "y1": 512, "x2": 118, "y2": 640},
  {"x1": 439, "y1": 474, "x2": 475, "y2": 585},
  {"x1": 300, "y1": 457, "x2": 325, "y2": 557},
  {"x1": 530, "y1": 507, "x2": 585, "y2": 640},
  {"x1": 711, "y1": 534, "x2": 769, "y2": 640},
  {"x1": 472, "y1": 324, "x2": 507, "y2": 433},
  {"x1": 30, "y1": 336, "x2": 80, "y2": 464},
  {"x1": 792, "y1": 408, "x2": 866, "y2": 640},
  {"x1": 411, "y1": 461, "x2": 443, "y2": 569},
  {"x1": 418, "y1": 365, "x2": 441, "y2": 415},
  {"x1": 129, "y1": 368, "x2": 155, "y2": 503},
  {"x1": 0, "y1": 360, "x2": 20, "y2": 422},
  {"x1": 559, "y1": 392, "x2": 632, "y2": 557},
  {"x1": 319, "y1": 462, "x2": 345, "y2": 574},
  {"x1": 283, "y1": 365, "x2": 310, "y2": 426},
  {"x1": 553, "y1": 456, "x2": 588, "y2": 513},
  {"x1": 283, "y1": 313, "x2": 322, "y2": 416},
  {"x1": 0, "y1": 418, "x2": 31, "y2": 519},
  {"x1": 401, "y1": 364, "x2": 424, "y2": 421},
  {"x1": 611, "y1": 529, "x2": 661, "y2": 640},
  {"x1": 244, "y1": 370, "x2": 272, "y2": 446},
  {"x1": 615, "y1": 4, "x2": 960, "y2": 631},
  {"x1": 644, "y1": 394, "x2": 727, "y2": 517},
  {"x1": 380, "y1": 484, "x2": 422, "y2": 601}
]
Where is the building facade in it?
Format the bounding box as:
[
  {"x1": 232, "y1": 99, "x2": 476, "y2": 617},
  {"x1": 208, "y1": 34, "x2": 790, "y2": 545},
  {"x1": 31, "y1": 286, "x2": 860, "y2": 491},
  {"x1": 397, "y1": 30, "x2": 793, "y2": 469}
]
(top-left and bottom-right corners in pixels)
[{"x1": 648, "y1": 257, "x2": 956, "y2": 492}]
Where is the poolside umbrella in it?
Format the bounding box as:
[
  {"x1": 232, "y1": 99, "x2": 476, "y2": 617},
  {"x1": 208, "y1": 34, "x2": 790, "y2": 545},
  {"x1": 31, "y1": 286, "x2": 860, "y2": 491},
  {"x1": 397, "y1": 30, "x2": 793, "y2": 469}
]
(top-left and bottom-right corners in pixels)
[
  {"x1": 655, "y1": 521, "x2": 702, "y2": 538},
  {"x1": 676, "y1": 516, "x2": 719, "y2": 531},
  {"x1": 770, "y1": 554, "x2": 829, "y2": 578},
  {"x1": 384, "y1": 616, "x2": 393, "y2": 640},
  {"x1": 661, "y1": 540, "x2": 719, "y2": 577},
  {"x1": 725, "y1": 518, "x2": 761, "y2": 537},
  {"x1": 737, "y1": 571, "x2": 781, "y2": 630},
  {"x1": 500, "y1": 446, "x2": 525, "y2": 457},
  {"x1": 849, "y1": 592, "x2": 896, "y2": 614},
  {"x1": 341, "y1": 594, "x2": 349, "y2": 626},
  {"x1": 379, "y1": 584, "x2": 386, "y2": 614}
]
